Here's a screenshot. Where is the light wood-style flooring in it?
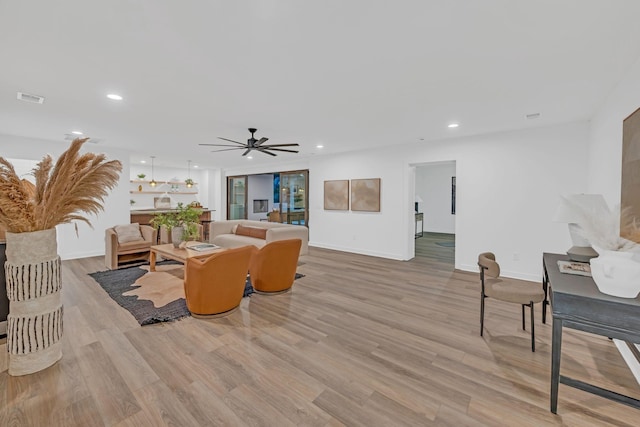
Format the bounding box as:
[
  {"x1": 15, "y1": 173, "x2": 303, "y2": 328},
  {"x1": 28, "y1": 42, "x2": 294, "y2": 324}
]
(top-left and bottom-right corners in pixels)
[
  {"x1": 415, "y1": 232, "x2": 455, "y2": 263},
  {"x1": 1, "y1": 245, "x2": 639, "y2": 426}
]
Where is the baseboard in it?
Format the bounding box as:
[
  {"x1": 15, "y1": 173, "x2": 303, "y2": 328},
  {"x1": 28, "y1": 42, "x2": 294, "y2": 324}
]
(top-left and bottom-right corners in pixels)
[
  {"x1": 61, "y1": 249, "x2": 104, "y2": 261},
  {"x1": 309, "y1": 242, "x2": 405, "y2": 261}
]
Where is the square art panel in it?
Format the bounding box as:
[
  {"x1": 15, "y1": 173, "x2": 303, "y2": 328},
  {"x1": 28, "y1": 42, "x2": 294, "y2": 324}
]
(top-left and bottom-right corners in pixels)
[
  {"x1": 324, "y1": 180, "x2": 349, "y2": 210},
  {"x1": 350, "y1": 178, "x2": 381, "y2": 212}
]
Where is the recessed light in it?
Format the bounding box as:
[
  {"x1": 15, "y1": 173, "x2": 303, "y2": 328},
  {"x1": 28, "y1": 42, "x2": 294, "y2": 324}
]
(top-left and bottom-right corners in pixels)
[
  {"x1": 247, "y1": 156, "x2": 253, "y2": 160},
  {"x1": 316, "y1": 144, "x2": 324, "y2": 149},
  {"x1": 140, "y1": 160, "x2": 146, "y2": 164},
  {"x1": 448, "y1": 123, "x2": 459, "y2": 128},
  {"x1": 71, "y1": 130, "x2": 83, "y2": 135},
  {"x1": 193, "y1": 165, "x2": 199, "y2": 168},
  {"x1": 107, "y1": 94, "x2": 123, "y2": 101}
]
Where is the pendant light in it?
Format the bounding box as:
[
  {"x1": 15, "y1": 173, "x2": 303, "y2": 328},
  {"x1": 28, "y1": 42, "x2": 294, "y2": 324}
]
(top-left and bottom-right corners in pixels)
[
  {"x1": 149, "y1": 156, "x2": 157, "y2": 187},
  {"x1": 186, "y1": 160, "x2": 193, "y2": 188}
]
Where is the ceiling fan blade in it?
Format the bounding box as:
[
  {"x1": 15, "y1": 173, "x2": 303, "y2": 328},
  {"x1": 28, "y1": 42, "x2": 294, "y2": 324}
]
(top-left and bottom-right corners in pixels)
[
  {"x1": 255, "y1": 137, "x2": 269, "y2": 146},
  {"x1": 260, "y1": 143, "x2": 300, "y2": 148},
  {"x1": 255, "y1": 148, "x2": 277, "y2": 156},
  {"x1": 210, "y1": 147, "x2": 246, "y2": 152},
  {"x1": 199, "y1": 143, "x2": 247, "y2": 147},
  {"x1": 242, "y1": 148, "x2": 252, "y2": 156},
  {"x1": 264, "y1": 148, "x2": 299, "y2": 153},
  {"x1": 217, "y1": 137, "x2": 245, "y2": 145}
]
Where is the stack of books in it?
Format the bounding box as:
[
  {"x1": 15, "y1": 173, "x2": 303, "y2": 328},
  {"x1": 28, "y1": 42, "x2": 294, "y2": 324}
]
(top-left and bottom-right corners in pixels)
[
  {"x1": 188, "y1": 243, "x2": 220, "y2": 252},
  {"x1": 557, "y1": 260, "x2": 591, "y2": 277}
]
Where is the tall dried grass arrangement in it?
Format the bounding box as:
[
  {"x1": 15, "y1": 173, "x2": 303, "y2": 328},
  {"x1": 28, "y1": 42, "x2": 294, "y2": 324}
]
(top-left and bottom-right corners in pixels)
[
  {"x1": 564, "y1": 195, "x2": 640, "y2": 252},
  {"x1": 0, "y1": 138, "x2": 122, "y2": 232}
]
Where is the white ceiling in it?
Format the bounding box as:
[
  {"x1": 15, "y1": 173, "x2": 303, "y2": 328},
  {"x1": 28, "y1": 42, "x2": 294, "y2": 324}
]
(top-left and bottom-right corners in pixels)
[{"x1": 2, "y1": 0, "x2": 640, "y2": 169}]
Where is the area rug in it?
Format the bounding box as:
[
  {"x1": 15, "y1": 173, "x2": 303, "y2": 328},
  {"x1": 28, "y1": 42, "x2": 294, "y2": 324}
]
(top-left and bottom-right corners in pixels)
[
  {"x1": 435, "y1": 241, "x2": 455, "y2": 247},
  {"x1": 89, "y1": 262, "x2": 303, "y2": 326}
]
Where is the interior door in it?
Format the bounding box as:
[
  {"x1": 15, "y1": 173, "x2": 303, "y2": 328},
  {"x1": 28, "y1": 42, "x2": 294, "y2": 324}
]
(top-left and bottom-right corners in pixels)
[
  {"x1": 227, "y1": 175, "x2": 247, "y2": 220},
  {"x1": 279, "y1": 170, "x2": 309, "y2": 226}
]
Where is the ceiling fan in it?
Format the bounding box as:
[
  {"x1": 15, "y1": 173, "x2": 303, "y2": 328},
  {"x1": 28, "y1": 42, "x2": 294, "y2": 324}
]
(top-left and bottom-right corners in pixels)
[{"x1": 199, "y1": 128, "x2": 299, "y2": 157}]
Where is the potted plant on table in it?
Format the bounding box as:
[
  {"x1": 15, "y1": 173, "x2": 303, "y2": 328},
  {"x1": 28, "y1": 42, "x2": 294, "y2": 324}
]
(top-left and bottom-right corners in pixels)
[
  {"x1": 0, "y1": 138, "x2": 121, "y2": 375},
  {"x1": 151, "y1": 202, "x2": 202, "y2": 247}
]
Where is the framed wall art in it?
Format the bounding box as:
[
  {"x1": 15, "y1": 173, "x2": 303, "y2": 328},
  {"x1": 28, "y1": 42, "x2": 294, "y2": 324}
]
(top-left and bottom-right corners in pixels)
[
  {"x1": 451, "y1": 176, "x2": 456, "y2": 215},
  {"x1": 350, "y1": 178, "x2": 381, "y2": 212},
  {"x1": 621, "y1": 106, "x2": 640, "y2": 242},
  {"x1": 324, "y1": 180, "x2": 349, "y2": 210}
]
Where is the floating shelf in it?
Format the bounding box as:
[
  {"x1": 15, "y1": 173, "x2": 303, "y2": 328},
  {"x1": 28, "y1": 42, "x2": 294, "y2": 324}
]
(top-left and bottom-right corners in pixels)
[
  {"x1": 130, "y1": 179, "x2": 197, "y2": 185},
  {"x1": 167, "y1": 181, "x2": 197, "y2": 185},
  {"x1": 129, "y1": 190, "x2": 198, "y2": 195}
]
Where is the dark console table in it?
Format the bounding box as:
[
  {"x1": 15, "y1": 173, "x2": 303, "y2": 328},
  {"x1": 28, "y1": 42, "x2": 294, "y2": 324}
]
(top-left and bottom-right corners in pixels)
[{"x1": 543, "y1": 252, "x2": 640, "y2": 413}]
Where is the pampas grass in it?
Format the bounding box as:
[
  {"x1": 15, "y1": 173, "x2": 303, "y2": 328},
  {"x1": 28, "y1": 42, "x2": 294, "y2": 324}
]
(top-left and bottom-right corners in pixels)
[
  {"x1": 0, "y1": 138, "x2": 122, "y2": 232},
  {"x1": 563, "y1": 195, "x2": 640, "y2": 252}
]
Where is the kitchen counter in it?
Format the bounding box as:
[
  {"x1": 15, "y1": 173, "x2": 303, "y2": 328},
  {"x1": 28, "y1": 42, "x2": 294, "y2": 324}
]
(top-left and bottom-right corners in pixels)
[
  {"x1": 130, "y1": 209, "x2": 214, "y2": 226},
  {"x1": 130, "y1": 208, "x2": 212, "y2": 214}
]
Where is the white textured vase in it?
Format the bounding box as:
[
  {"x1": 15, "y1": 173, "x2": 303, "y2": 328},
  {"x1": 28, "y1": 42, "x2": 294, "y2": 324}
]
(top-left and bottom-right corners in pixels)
[
  {"x1": 590, "y1": 250, "x2": 640, "y2": 299},
  {"x1": 171, "y1": 226, "x2": 184, "y2": 248},
  {"x1": 5, "y1": 228, "x2": 63, "y2": 376}
]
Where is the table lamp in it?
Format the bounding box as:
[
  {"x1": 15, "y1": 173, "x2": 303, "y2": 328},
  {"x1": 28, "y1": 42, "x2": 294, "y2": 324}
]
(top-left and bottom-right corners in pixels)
[{"x1": 553, "y1": 194, "x2": 609, "y2": 262}]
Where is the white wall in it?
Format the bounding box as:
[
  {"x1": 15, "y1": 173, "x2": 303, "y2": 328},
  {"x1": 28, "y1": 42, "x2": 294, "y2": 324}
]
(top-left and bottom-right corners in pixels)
[
  {"x1": 309, "y1": 149, "x2": 407, "y2": 260},
  {"x1": 415, "y1": 161, "x2": 456, "y2": 233},
  {"x1": 1, "y1": 134, "x2": 129, "y2": 260},
  {"x1": 207, "y1": 169, "x2": 222, "y2": 221},
  {"x1": 2, "y1": 119, "x2": 580, "y2": 279},
  {"x1": 247, "y1": 174, "x2": 274, "y2": 221},
  {"x1": 221, "y1": 122, "x2": 589, "y2": 280},
  {"x1": 408, "y1": 123, "x2": 590, "y2": 280},
  {"x1": 589, "y1": 54, "x2": 640, "y2": 204}
]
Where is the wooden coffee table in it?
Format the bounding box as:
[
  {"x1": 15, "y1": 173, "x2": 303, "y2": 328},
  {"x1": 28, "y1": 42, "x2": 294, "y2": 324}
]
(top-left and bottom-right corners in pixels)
[{"x1": 150, "y1": 242, "x2": 224, "y2": 280}]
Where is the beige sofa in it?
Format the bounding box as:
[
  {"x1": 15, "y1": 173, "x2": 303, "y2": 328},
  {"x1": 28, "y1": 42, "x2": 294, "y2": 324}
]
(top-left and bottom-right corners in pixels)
[{"x1": 209, "y1": 220, "x2": 308, "y2": 256}]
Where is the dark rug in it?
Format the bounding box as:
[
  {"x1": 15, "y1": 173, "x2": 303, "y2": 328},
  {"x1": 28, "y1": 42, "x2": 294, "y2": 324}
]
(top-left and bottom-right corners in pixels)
[
  {"x1": 89, "y1": 262, "x2": 303, "y2": 326},
  {"x1": 435, "y1": 241, "x2": 455, "y2": 247}
]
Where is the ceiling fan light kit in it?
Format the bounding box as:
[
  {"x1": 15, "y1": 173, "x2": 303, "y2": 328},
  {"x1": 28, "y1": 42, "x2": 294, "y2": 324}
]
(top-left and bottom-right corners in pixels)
[{"x1": 199, "y1": 128, "x2": 300, "y2": 156}]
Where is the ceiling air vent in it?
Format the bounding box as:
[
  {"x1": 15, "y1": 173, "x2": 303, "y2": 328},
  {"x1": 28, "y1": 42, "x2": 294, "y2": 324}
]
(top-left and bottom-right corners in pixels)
[{"x1": 17, "y1": 92, "x2": 45, "y2": 104}]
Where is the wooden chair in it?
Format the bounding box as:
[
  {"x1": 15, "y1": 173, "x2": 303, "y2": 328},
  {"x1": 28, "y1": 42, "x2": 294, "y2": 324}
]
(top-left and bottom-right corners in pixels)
[
  {"x1": 249, "y1": 239, "x2": 302, "y2": 294},
  {"x1": 478, "y1": 252, "x2": 545, "y2": 352},
  {"x1": 184, "y1": 245, "x2": 253, "y2": 317},
  {"x1": 105, "y1": 224, "x2": 157, "y2": 269}
]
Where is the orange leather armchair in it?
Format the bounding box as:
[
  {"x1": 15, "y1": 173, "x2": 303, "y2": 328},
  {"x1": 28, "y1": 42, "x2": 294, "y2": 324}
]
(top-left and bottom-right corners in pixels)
[
  {"x1": 184, "y1": 245, "x2": 253, "y2": 317},
  {"x1": 249, "y1": 239, "x2": 301, "y2": 294}
]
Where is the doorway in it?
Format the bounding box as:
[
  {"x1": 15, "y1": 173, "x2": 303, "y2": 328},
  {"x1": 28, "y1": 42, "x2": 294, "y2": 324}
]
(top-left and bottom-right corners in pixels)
[
  {"x1": 227, "y1": 175, "x2": 247, "y2": 220},
  {"x1": 413, "y1": 161, "x2": 456, "y2": 265},
  {"x1": 279, "y1": 170, "x2": 308, "y2": 226},
  {"x1": 226, "y1": 170, "x2": 309, "y2": 227}
]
